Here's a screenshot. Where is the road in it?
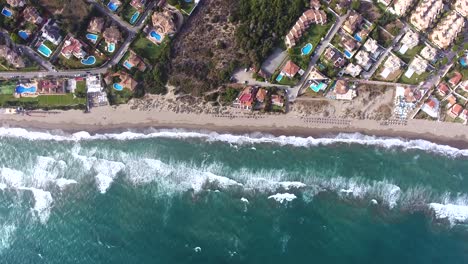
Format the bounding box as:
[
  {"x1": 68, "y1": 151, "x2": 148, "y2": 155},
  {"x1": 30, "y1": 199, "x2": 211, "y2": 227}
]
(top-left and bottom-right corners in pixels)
[
  {"x1": 0, "y1": 0, "x2": 158, "y2": 79},
  {"x1": 288, "y1": 10, "x2": 351, "y2": 101},
  {"x1": 361, "y1": 26, "x2": 407, "y2": 79}
]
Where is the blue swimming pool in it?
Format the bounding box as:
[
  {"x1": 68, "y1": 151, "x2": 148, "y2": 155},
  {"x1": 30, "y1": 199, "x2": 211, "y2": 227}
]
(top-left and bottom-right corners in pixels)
[
  {"x1": 310, "y1": 82, "x2": 326, "y2": 92},
  {"x1": 1, "y1": 8, "x2": 13, "y2": 17},
  {"x1": 123, "y1": 61, "x2": 133, "y2": 69},
  {"x1": 86, "y1": 33, "x2": 98, "y2": 44},
  {"x1": 354, "y1": 33, "x2": 362, "y2": 42},
  {"x1": 18, "y1": 30, "x2": 29, "y2": 40},
  {"x1": 107, "y1": 2, "x2": 119, "y2": 12},
  {"x1": 301, "y1": 43, "x2": 313, "y2": 56},
  {"x1": 276, "y1": 73, "x2": 284, "y2": 82},
  {"x1": 460, "y1": 57, "x2": 467, "y2": 68},
  {"x1": 344, "y1": 50, "x2": 352, "y2": 58},
  {"x1": 113, "y1": 83, "x2": 123, "y2": 91},
  {"x1": 37, "y1": 44, "x2": 52, "y2": 58},
  {"x1": 150, "y1": 30, "x2": 162, "y2": 42},
  {"x1": 108, "y1": 43, "x2": 115, "y2": 53},
  {"x1": 16, "y1": 85, "x2": 37, "y2": 94},
  {"x1": 130, "y1": 11, "x2": 140, "y2": 24},
  {"x1": 81, "y1": 56, "x2": 96, "y2": 65}
]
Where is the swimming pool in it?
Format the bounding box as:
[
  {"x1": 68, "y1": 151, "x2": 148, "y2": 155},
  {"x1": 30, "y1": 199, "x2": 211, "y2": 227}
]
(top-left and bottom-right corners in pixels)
[
  {"x1": 123, "y1": 60, "x2": 133, "y2": 69},
  {"x1": 149, "y1": 30, "x2": 162, "y2": 42},
  {"x1": 310, "y1": 82, "x2": 326, "y2": 92},
  {"x1": 276, "y1": 73, "x2": 284, "y2": 82},
  {"x1": 86, "y1": 33, "x2": 98, "y2": 44},
  {"x1": 1, "y1": 7, "x2": 13, "y2": 17},
  {"x1": 16, "y1": 85, "x2": 37, "y2": 94},
  {"x1": 113, "y1": 83, "x2": 123, "y2": 91},
  {"x1": 18, "y1": 30, "x2": 29, "y2": 40},
  {"x1": 37, "y1": 43, "x2": 52, "y2": 58},
  {"x1": 301, "y1": 43, "x2": 313, "y2": 56},
  {"x1": 107, "y1": 2, "x2": 120, "y2": 12},
  {"x1": 354, "y1": 33, "x2": 362, "y2": 42},
  {"x1": 460, "y1": 57, "x2": 467, "y2": 68},
  {"x1": 81, "y1": 56, "x2": 96, "y2": 65},
  {"x1": 344, "y1": 50, "x2": 352, "y2": 58},
  {"x1": 130, "y1": 11, "x2": 140, "y2": 24},
  {"x1": 108, "y1": 43, "x2": 115, "y2": 53}
]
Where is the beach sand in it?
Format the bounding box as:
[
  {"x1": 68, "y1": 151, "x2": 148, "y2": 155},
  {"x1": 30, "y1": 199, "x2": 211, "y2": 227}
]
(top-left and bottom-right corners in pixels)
[{"x1": 0, "y1": 97, "x2": 467, "y2": 148}]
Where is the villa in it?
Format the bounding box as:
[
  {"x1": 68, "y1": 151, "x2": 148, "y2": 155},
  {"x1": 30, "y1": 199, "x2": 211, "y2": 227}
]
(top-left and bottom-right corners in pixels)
[
  {"x1": 37, "y1": 79, "x2": 65, "y2": 94},
  {"x1": 123, "y1": 50, "x2": 147, "y2": 72},
  {"x1": 410, "y1": 0, "x2": 443, "y2": 31},
  {"x1": 448, "y1": 104, "x2": 463, "y2": 118},
  {"x1": 342, "y1": 11, "x2": 363, "y2": 35},
  {"x1": 380, "y1": 53, "x2": 402, "y2": 79},
  {"x1": 455, "y1": 0, "x2": 468, "y2": 17},
  {"x1": 333, "y1": 80, "x2": 356, "y2": 100},
  {"x1": 392, "y1": 0, "x2": 416, "y2": 16},
  {"x1": 437, "y1": 82, "x2": 449, "y2": 96},
  {"x1": 333, "y1": 0, "x2": 352, "y2": 14},
  {"x1": 103, "y1": 25, "x2": 122, "y2": 44},
  {"x1": 404, "y1": 56, "x2": 428, "y2": 78},
  {"x1": 14, "y1": 82, "x2": 38, "y2": 98},
  {"x1": 0, "y1": 45, "x2": 24, "y2": 68},
  {"x1": 403, "y1": 87, "x2": 422, "y2": 103},
  {"x1": 256, "y1": 88, "x2": 268, "y2": 104},
  {"x1": 281, "y1": 60, "x2": 300, "y2": 78},
  {"x1": 113, "y1": 71, "x2": 138, "y2": 91},
  {"x1": 235, "y1": 86, "x2": 256, "y2": 110},
  {"x1": 146, "y1": 10, "x2": 177, "y2": 45},
  {"x1": 7, "y1": 0, "x2": 25, "y2": 7},
  {"x1": 460, "y1": 109, "x2": 468, "y2": 122},
  {"x1": 42, "y1": 20, "x2": 63, "y2": 45},
  {"x1": 462, "y1": 81, "x2": 468, "y2": 93},
  {"x1": 310, "y1": 0, "x2": 321, "y2": 9},
  {"x1": 421, "y1": 97, "x2": 440, "y2": 118},
  {"x1": 398, "y1": 31, "x2": 419, "y2": 54},
  {"x1": 345, "y1": 63, "x2": 362, "y2": 77},
  {"x1": 130, "y1": 0, "x2": 147, "y2": 10},
  {"x1": 363, "y1": 38, "x2": 379, "y2": 54},
  {"x1": 88, "y1": 17, "x2": 105, "y2": 34},
  {"x1": 61, "y1": 37, "x2": 86, "y2": 59},
  {"x1": 355, "y1": 50, "x2": 372, "y2": 71},
  {"x1": 324, "y1": 47, "x2": 346, "y2": 68},
  {"x1": 420, "y1": 45, "x2": 437, "y2": 62},
  {"x1": 342, "y1": 36, "x2": 359, "y2": 54},
  {"x1": 284, "y1": 8, "x2": 327, "y2": 48},
  {"x1": 449, "y1": 72, "x2": 463, "y2": 87},
  {"x1": 22, "y1": 6, "x2": 43, "y2": 25},
  {"x1": 446, "y1": 94, "x2": 457, "y2": 109},
  {"x1": 429, "y1": 11, "x2": 465, "y2": 49},
  {"x1": 271, "y1": 95, "x2": 285, "y2": 107}
]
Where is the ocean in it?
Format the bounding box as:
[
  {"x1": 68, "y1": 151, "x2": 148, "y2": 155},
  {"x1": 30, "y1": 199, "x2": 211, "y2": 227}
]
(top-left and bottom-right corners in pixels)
[{"x1": 0, "y1": 128, "x2": 467, "y2": 263}]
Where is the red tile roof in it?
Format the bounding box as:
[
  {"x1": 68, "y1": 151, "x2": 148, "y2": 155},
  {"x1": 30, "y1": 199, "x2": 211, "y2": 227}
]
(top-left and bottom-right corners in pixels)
[
  {"x1": 437, "y1": 82, "x2": 449, "y2": 95},
  {"x1": 282, "y1": 60, "x2": 300, "y2": 77},
  {"x1": 451, "y1": 104, "x2": 463, "y2": 116},
  {"x1": 449, "y1": 72, "x2": 462, "y2": 86}
]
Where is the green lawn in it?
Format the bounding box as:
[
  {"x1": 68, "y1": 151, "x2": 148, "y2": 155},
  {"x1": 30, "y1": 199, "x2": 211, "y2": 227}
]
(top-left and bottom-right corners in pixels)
[
  {"x1": 57, "y1": 53, "x2": 106, "y2": 69},
  {"x1": 397, "y1": 45, "x2": 424, "y2": 64},
  {"x1": 122, "y1": 5, "x2": 138, "y2": 24},
  {"x1": 289, "y1": 23, "x2": 333, "y2": 69},
  {"x1": 399, "y1": 71, "x2": 430, "y2": 85},
  {"x1": 0, "y1": 82, "x2": 16, "y2": 95},
  {"x1": 0, "y1": 94, "x2": 85, "y2": 107},
  {"x1": 180, "y1": 1, "x2": 197, "y2": 15},
  {"x1": 131, "y1": 35, "x2": 167, "y2": 63}
]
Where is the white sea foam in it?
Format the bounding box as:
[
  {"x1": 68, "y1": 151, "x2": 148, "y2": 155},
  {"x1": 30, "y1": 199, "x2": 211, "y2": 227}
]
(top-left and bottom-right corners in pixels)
[
  {"x1": 19, "y1": 187, "x2": 53, "y2": 224},
  {"x1": 55, "y1": 178, "x2": 78, "y2": 190},
  {"x1": 93, "y1": 160, "x2": 125, "y2": 194},
  {"x1": 0, "y1": 168, "x2": 24, "y2": 188},
  {"x1": 241, "y1": 197, "x2": 249, "y2": 203},
  {"x1": 268, "y1": 193, "x2": 297, "y2": 203},
  {"x1": 429, "y1": 203, "x2": 468, "y2": 225},
  {"x1": 0, "y1": 223, "x2": 16, "y2": 253},
  {"x1": 0, "y1": 128, "x2": 466, "y2": 157}
]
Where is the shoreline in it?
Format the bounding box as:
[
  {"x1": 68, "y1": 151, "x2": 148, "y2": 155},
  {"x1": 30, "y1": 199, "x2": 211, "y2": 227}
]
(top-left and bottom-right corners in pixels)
[{"x1": 0, "y1": 105, "x2": 467, "y2": 149}]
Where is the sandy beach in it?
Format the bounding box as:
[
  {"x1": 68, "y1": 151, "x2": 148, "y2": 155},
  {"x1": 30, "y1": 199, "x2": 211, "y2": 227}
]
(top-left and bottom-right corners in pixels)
[{"x1": 0, "y1": 95, "x2": 467, "y2": 148}]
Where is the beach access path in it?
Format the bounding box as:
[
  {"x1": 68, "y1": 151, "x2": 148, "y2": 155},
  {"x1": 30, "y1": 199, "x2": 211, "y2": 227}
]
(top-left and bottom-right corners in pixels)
[{"x1": 1, "y1": 105, "x2": 467, "y2": 147}]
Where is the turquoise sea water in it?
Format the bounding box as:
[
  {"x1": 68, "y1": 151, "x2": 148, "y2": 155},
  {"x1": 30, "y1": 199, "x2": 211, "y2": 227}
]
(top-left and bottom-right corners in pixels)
[{"x1": 0, "y1": 129, "x2": 467, "y2": 263}]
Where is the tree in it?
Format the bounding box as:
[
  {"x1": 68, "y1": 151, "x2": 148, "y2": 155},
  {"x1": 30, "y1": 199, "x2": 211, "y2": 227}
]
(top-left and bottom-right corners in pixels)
[{"x1": 351, "y1": 0, "x2": 361, "y2": 10}]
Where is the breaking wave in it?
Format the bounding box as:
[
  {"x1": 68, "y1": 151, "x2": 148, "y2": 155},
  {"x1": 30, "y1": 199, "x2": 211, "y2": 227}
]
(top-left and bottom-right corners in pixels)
[{"x1": 0, "y1": 127, "x2": 466, "y2": 157}]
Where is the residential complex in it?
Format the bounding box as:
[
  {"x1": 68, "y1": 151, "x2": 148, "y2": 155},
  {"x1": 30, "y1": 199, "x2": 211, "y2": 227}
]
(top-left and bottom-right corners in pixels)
[
  {"x1": 410, "y1": 0, "x2": 443, "y2": 31},
  {"x1": 285, "y1": 7, "x2": 327, "y2": 48},
  {"x1": 429, "y1": 11, "x2": 465, "y2": 49},
  {"x1": 455, "y1": 0, "x2": 468, "y2": 17},
  {"x1": 392, "y1": 0, "x2": 416, "y2": 16}
]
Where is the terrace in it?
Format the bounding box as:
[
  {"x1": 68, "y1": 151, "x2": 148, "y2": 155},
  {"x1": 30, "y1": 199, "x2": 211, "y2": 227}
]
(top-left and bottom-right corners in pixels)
[
  {"x1": 144, "y1": 9, "x2": 178, "y2": 45},
  {"x1": 285, "y1": 8, "x2": 328, "y2": 48},
  {"x1": 429, "y1": 11, "x2": 465, "y2": 49},
  {"x1": 410, "y1": 0, "x2": 443, "y2": 31},
  {"x1": 22, "y1": 6, "x2": 43, "y2": 25}
]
